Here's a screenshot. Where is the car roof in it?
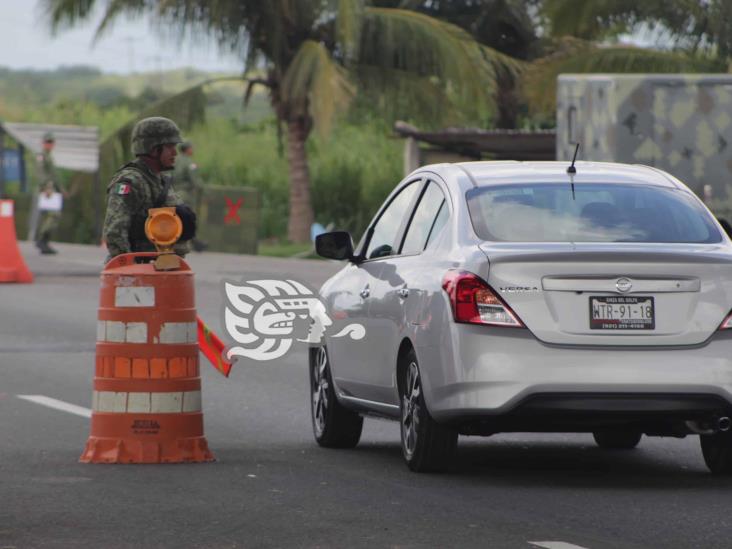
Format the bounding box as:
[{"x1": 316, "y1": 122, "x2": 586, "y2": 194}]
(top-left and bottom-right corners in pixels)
[{"x1": 442, "y1": 161, "x2": 682, "y2": 189}]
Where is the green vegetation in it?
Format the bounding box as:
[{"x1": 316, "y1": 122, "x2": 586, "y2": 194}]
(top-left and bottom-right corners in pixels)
[
  {"x1": 45, "y1": 0, "x2": 518, "y2": 243},
  {"x1": 0, "y1": 66, "x2": 401, "y2": 248},
  {"x1": 5, "y1": 1, "x2": 732, "y2": 253},
  {"x1": 182, "y1": 114, "x2": 401, "y2": 242}
]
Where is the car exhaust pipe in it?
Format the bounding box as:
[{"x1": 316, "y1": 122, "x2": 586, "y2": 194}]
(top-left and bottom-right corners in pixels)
[{"x1": 686, "y1": 416, "x2": 732, "y2": 435}]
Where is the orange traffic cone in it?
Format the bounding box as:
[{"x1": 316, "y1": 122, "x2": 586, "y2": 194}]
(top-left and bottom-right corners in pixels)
[
  {"x1": 80, "y1": 252, "x2": 214, "y2": 463},
  {"x1": 0, "y1": 200, "x2": 33, "y2": 283}
]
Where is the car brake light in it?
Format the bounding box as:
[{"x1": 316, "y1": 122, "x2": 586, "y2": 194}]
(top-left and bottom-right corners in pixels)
[
  {"x1": 442, "y1": 271, "x2": 524, "y2": 327},
  {"x1": 719, "y1": 312, "x2": 732, "y2": 330}
]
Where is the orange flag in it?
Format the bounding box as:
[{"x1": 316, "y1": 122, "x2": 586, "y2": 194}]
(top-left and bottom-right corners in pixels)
[{"x1": 197, "y1": 316, "x2": 233, "y2": 377}]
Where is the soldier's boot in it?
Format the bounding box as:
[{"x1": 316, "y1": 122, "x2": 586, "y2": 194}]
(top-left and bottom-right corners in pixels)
[
  {"x1": 37, "y1": 233, "x2": 57, "y2": 255},
  {"x1": 192, "y1": 238, "x2": 208, "y2": 252}
]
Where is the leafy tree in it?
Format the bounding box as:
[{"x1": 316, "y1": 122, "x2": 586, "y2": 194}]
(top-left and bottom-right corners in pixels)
[
  {"x1": 44, "y1": 0, "x2": 517, "y2": 242},
  {"x1": 542, "y1": 0, "x2": 732, "y2": 62}
]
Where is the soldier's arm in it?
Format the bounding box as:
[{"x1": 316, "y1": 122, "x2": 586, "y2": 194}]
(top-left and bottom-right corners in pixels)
[
  {"x1": 163, "y1": 176, "x2": 184, "y2": 207},
  {"x1": 103, "y1": 179, "x2": 137, "y2": 257}
]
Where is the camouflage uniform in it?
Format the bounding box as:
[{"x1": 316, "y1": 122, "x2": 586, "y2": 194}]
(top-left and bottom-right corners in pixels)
[
  {"x1": 102, "y1": 117, "x2": 189, "y2": 259},
  {"x1": 103, "y1": 158, "x2": 185, "y2": 257},
  {"x1": 173, "y1": 142, "x2": 208, "y2": 252},
  {"x1": 173, "y1": 151, "x2": 204, "y2": 206},
  {"x1": 35, "y1": 144, "x2": 64, "y2": 252}
]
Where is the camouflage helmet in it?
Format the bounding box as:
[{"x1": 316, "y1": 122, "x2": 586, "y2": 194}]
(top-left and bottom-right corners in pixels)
[
  {"x1": 42, "y1": 131, "x2": 55, "y2": 143},
  {"x1": 130, "y1": 117, "x2": 183, "y2": 155}
]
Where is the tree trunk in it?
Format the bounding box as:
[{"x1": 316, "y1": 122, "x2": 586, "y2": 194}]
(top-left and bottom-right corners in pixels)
[{"x1": 286, "y1": 117, "x2": 314, "y2": 243}]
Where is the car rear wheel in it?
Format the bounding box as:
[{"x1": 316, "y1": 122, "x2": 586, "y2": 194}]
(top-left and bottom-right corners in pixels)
[
  {"x1": 700, "y1": 432, "x2": 732, "y2": 474},
  {"x1": 310, "y1": 346, "x2": 363, "y2": 448},
  {"x1": 400, "y1": 350, "x2": 457, "y2": 473},
  {"x1": 592, "y1": 430, "x2": 642, "y2": 449}
]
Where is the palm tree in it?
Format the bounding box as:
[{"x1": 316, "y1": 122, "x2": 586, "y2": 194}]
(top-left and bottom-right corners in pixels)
[
  {"x1": 542, "y1": 0, "x2": 732, "y2": 62},
  {"x1": 44, "y1": 0, "x2": 518, "y2": 242}
]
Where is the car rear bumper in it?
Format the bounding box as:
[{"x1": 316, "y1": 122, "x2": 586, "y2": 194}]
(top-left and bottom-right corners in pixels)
[{"x1": 418, "y1": 326, "x2": 732, "y2": 424}]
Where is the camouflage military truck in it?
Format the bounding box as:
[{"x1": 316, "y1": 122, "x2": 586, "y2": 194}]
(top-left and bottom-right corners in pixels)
[{"x1": 557, "y1": 74, "x2": 732, "y2": 217}]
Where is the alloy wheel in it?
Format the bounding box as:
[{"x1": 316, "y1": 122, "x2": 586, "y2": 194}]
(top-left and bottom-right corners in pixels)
[
  {"x1": 312, "y1": 346, "x2": 329, "y2": 437},
  {"x1": 402, "y1": 360, "x2": 421, "y2": 459}
]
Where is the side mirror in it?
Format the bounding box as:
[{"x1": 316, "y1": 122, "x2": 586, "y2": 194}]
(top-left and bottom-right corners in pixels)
[{"x1": 316, "y1": 231, "x2": 356, "y2": 261}]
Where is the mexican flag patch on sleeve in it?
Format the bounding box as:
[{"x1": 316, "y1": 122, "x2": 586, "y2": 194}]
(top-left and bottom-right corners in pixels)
[{"x1": 116, "y1": 182, "x2": 131, "y2": 195}]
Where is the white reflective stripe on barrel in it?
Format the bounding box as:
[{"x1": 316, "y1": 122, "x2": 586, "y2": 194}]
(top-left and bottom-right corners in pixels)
[
  {"x1": 96, "y1": 321, "x2": 148, "y2": 343},
  {"x1": 158, "y1": 322, "x2": 198, "y2": 344},
  {"x1": 97, "y1": 320, "x2": 196, "y2": 344},
  {"x1": 0, "y1": 201, "x2": 13, "y2": 217},
  {"x1": 114, "y1": 286, "x2": 155, "y2": 307},
  {"x1": 92, "y1": 390, "x2": 202, "y2": 413}
]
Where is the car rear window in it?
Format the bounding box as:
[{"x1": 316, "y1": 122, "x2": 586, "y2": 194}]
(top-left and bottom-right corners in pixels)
[{"x1": 466, "y1": 183, "x2": 722, "y2": 243}]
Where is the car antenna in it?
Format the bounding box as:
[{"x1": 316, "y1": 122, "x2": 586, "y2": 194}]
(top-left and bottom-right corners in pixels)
[{"x1": 567, "y1": 142, "x2": 580, "y2": 200}]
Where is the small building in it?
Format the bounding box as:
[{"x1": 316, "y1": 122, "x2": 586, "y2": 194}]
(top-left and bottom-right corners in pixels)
[
  {"x1": 0, "y1": 122, "x2": 101, "y2": 240},
  {"x1": 557, "y1": 74, "x2": 732, "y2": 200},
  {"x1": 394, "y1": 121, "x2": 556, "y2": 176}
]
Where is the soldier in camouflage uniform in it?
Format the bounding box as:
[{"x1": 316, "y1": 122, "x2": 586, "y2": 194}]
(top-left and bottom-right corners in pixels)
[
  {"x1": 174, "y1": 141, "x2": 208, "y2": 251},
  {"x1": 103, "y1": 117, "x2": 193, "y2": 260},
  {"x1": 35, "y1": 132, "x2": 65, "y2": 254}
]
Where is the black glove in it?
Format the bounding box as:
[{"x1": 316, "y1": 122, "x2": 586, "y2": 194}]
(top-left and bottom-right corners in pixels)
[{"x1": 176, "y1": 204, "x2": 197, "y2": 241}]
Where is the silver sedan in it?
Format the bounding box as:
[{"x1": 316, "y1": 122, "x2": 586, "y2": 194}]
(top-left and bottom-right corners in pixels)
[{"x1": 311, "y1": 161, "x2": 732, "y2": 474}]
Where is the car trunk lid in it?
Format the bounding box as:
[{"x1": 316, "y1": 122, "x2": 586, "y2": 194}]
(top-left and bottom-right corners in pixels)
[{"x1": 479, "y1": 242, "x2": 732, "y2": 346}]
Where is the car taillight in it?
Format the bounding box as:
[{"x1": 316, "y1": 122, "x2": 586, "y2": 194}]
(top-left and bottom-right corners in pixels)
[
  {"x1": 719, "y1": 312, "x2": 732, "y2": 330},
  {"x1": 442, "y1": 271, "x2": 524, "y2": 327}
]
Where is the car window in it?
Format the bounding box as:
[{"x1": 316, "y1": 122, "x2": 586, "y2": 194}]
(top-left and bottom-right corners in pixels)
[
  {"x1": 401, "y1": 182, "x2": 447, "y2": 254},
  {"x1": 365, "y1": 181, "x2": 420, "y2": 259},
  {"x1": 466, "y1": 183, "x2": 722, "y2": 243},
  {"x1": 425, "y1": 199, "x2": 448, "y2": 248}
]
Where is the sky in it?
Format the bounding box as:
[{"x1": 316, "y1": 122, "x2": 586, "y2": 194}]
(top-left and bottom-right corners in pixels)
[{"x1": 0, "y1": 1, "x2": 243, "y2": 74}]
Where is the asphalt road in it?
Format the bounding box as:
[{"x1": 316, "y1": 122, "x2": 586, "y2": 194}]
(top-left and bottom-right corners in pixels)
[{"x1": 3, "y1": 242, "x2": 732, "y2": 549}]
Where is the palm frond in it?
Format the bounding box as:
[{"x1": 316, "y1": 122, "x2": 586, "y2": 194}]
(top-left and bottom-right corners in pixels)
[
  {"x1": 95, "y1": 0, "x2": 148, "y2": 39},
  {"x1": 333, "y1": 0, "x2": 364, "y2": 62},
  {"x1": 542, "y1": 0, "x2": 641, "y2": 39},
  {"x1": 523, "y1": 39, "x2": 723, "y2": 116},
  {"x1": 358, "y1": 7, "x2": 505, "y2": 118},
  {"x1": 43, "y1": 0, "x2": 98, "y2": 33},
  {"x1": 281, "y1": 40, "x2": 355, "y2": 135},
  {"x1": 354, "y1": 66, "x2": 468, "y2": 129}
]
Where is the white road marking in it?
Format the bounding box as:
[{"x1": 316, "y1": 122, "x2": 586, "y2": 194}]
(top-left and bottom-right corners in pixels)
[
  {"x1": 17, "y1": 395, "x2": 92, "y2": 418},
  {"x1": 529, "y1": 543, "x2": 591, "y2": 549}
]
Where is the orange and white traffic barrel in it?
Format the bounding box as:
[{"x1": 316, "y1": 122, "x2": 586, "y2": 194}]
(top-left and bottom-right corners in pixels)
[{"x1": 80, "y1": 247, "x2": 214, "y2": 463}]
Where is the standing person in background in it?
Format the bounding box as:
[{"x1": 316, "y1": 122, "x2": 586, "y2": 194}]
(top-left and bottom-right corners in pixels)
[
  {"x1": 35, "y1": 132, "x2": 66, "y2": 255},
  {"x1": 174, "y1": 141, "x2": 208, "y2": 252}
]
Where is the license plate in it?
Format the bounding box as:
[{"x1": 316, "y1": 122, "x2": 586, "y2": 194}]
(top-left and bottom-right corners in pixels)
[{"x1": 589, "y1": 296, "x2": 655, "y2": 330}]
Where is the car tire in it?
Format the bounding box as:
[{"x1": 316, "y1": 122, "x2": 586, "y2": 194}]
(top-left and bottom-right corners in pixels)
[
  {"x1": 310, "y1": 346, "x2": 363, "y2": 448},
  {"x1": 592, "y1": 430, "x2": 642, "y2": 449},
  {"x1": 700, "y1": 432, "x2": 732, "y2": 474},
  {"x1": 400, "y1": 349, "x2": 457, "y2": 473}
]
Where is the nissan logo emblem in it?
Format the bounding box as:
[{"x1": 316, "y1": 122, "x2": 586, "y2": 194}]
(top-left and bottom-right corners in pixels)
[{"x1": 616, "y1": 278, "x2": 632, "y2": 293}]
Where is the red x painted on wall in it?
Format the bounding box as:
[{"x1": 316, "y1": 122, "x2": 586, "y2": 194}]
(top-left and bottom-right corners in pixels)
[{"x1": 224, "y1": 197, "x2": 243, "y2": 225}]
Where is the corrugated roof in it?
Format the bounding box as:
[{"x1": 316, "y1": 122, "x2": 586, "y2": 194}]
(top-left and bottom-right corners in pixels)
[
  {"x1": 1, "y1": 122, "x2": 99, "y2": 172},
  {"x1": 394, "y1": 121, "x2": 556, "y2": 160}
]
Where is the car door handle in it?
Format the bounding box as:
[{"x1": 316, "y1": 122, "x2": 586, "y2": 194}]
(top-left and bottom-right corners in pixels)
[
  {"x1": 398, "y1": 288, "x2": 410, "y2": 299},
  {"x1": 360, "y1": 287, "x2": 370, "y2": 299}
]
